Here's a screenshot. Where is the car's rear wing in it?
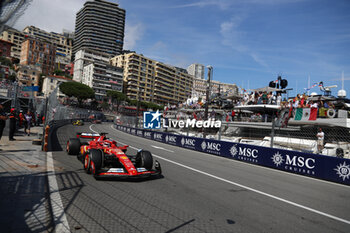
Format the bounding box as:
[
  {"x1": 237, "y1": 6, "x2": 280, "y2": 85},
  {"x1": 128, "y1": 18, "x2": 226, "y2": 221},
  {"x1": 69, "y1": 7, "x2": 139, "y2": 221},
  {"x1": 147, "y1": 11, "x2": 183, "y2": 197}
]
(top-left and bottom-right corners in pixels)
[{"x1": 76, "y1": 132, "x2": 108, "y2": 139}]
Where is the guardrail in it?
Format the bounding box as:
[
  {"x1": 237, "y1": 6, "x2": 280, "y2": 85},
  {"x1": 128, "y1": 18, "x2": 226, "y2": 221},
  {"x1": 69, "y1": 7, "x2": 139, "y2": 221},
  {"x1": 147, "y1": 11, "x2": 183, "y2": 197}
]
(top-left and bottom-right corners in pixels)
[
  {"x1": 115, "y1": 124, "x2": 350, "y2": 185},
  {"x1": 45, "y1": 118, "x2": 89, "y2": 151}
]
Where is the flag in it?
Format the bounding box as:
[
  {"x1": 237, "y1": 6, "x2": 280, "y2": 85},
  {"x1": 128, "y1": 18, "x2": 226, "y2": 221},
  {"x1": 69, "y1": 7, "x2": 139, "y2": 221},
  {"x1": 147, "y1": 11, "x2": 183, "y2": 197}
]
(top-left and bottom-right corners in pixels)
[
  {"x1": 301, "y1": 108, "x2": 310, "y2": 121},
  {"x1": 294, "y1": 108, "x2": 303, "y2": 120},
  {"x1": 309, "y1": 107, "x2": 317, "y2": 120}
]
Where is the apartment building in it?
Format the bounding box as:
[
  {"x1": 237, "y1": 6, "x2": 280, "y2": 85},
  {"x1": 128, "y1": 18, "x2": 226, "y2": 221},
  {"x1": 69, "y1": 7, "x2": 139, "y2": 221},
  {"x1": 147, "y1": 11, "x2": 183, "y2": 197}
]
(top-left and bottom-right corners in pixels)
[
  {"x1": 20, "y1": 38, "x2": 56, "y2": 75},
  {"x1": 73, "y1": 0, "x2": 125, "y2": 56},
  {"x1": 110, "y1": 52, "x2": 193, "y2": 106},
  {"x1": 23, "y1": 26, "x2": 73, "y2": 66},
  {"x1": 187, "y1": 63, "x2": 205, "y2": 79},
  {"x1": 42, "y1": 75, "x2": 72, "y2": 98},
  {"x1": 73, "y1": 48, "x2": 110, "y2": 82},
  {"x1": 192, "y1": 77, "x2": 238, "y2": 101},
  {"x1": 0, "y1": 26, "x2": 27, "y2": 59},
  {"x1": 0, "y1": 39, "x2": 14, "y2": 58},
  {"x1": 17, "y1": 65, "x2": 42, "y2": 87},
  {"x1": 82, "y1": 62, "x2": 123, "y2": 99}
]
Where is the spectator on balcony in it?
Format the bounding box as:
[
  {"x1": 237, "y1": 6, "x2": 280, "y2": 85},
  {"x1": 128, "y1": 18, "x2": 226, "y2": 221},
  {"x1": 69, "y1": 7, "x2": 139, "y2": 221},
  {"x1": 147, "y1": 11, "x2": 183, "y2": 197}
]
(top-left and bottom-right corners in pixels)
[
  {"x1": 257, "y1": 92, "x2": 263, "y2": 104},
  {"x1": 231, "y1": 110, "x2": 235, "y2": 121},
  {"x1": 293, "y1": 94, "x2": 300, "y2": 108},
  {"x1": 277, "y1": 93, "x2": 282, "y2": 106},
  {"x1": 262, "y1": 91, "x2": 268, "y2": 104},
  {"x1": 300, "y1": 94, "x2": 307, "y2": 108},
  {"x1": 309, "y1": 100, "x2": 318, "y2": 108}
]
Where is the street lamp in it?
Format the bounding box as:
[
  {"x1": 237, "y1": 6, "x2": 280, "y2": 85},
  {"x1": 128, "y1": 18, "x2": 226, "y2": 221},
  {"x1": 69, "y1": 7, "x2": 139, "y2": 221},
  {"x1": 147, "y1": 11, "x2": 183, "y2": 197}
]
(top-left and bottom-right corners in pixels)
[
  {"x1": 204, "y1": 65, "x2": 213, "y2": 120},
  {"x1": 135, "y1": 87, "x2": 142, "y2": 128}
]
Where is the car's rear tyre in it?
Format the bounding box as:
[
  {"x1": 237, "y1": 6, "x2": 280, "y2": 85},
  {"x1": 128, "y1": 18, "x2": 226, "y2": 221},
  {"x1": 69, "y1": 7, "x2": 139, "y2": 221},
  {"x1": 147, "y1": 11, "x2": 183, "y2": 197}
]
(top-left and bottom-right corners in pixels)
[
  {"x1": 137, "y1": 150, "x2": 153, "y2": 170},
  {"x1": 90, "y1": 149, "x2": 103, "y2": 176},
  {"x1": 67, "y1": 138, "x2": 81, "y2": 155}
]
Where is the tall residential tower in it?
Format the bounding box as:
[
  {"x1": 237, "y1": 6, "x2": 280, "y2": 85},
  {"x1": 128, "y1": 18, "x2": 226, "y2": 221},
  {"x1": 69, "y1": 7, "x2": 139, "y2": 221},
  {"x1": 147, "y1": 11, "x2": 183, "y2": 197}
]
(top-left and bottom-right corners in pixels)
[
  {"x1": 73, "y1": 0, "x2": 125, "y2": 56},
  {"x1": 187, "y1": 63, "x2": 205, "y2": 79}
]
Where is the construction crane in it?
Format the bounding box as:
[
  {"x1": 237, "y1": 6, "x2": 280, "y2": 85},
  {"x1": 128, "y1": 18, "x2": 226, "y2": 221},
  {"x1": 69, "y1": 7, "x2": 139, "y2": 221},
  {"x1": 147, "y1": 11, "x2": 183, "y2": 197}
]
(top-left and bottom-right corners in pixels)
[{"x1": 0, "y1": 0, "x2": 32, "y2": 33}]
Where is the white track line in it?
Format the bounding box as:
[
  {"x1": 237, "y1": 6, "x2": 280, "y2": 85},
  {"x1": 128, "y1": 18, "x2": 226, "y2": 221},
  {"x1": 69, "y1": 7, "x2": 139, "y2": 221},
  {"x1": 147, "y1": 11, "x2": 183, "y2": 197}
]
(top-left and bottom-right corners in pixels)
[
  {"x1": 151, "y1": 145, "x2": 174, "y2": 153},
  {"x1": 47, "y1": 151, "x2": 71, "y2": 232},
  {"x1": 99, "y1": 124, "x2": 350, "y2": 225}
]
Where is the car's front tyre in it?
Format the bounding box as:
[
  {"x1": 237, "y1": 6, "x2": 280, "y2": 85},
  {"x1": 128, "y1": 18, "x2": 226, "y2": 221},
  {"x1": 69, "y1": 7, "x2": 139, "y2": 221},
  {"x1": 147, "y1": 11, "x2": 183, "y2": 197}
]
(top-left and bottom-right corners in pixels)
[
  {"x1": 136, "y1": 150, "x2": 153, "y2": 170},
  {"x1": 90, "y1": 149, "x2": 103, "y2": 177}
]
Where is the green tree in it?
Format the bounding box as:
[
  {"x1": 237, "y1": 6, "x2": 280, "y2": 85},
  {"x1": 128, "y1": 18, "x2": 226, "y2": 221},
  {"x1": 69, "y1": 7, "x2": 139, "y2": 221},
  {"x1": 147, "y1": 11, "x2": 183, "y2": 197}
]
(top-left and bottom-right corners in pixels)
[
  {"x1": 8, "y1": 73, "x2": 16, "y2": 82},
  {"x1": 106, "y1": 90, "x2": 127, "y2": 111},
  {"x1": 128, "y1": 99, "x2": 138, "y2": 106},
  {"x1": 53, "y1": 69, "x2": 65, "y2": 76},
  {"x1": 0, "y1": 56, "x2": 12, "y2": 68},
  {"x1": 100, "y1": 101, "x2": 109, "y2": 110},
  {"x1": 59, "y1": 82, "x2": 95, "y2": 106}
]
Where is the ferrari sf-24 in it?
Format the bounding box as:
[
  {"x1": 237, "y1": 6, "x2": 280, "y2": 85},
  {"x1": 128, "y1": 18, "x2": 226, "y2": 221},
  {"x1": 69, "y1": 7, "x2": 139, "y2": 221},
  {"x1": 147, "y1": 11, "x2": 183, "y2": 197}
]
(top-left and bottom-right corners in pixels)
[{"x1": 66, "y1": 132, "x2": 161, "y2": 179}]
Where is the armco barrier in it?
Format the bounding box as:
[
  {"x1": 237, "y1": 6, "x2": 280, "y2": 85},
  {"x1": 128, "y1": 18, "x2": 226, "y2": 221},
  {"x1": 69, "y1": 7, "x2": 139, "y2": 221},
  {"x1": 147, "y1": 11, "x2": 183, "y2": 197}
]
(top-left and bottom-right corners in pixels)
[
  {"x1": 115, "y1": 124, "x2": 350, "y2": 185},
  {"x1": 46, "y1": 118, "x2": 89, "y2": 151}
]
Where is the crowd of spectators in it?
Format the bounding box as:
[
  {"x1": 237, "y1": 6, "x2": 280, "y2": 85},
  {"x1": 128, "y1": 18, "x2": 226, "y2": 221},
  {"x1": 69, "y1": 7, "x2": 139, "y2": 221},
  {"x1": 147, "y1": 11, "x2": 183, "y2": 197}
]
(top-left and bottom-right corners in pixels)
[
  {"x1": 195, "y1": 92, "x2": 339, "y2": 123},
  {"x1": 238, "y1": 91, "x2": 336, "y2": 110},
  {"x1": 240, "y1": 91, "x2": 282, "y2": 106}
]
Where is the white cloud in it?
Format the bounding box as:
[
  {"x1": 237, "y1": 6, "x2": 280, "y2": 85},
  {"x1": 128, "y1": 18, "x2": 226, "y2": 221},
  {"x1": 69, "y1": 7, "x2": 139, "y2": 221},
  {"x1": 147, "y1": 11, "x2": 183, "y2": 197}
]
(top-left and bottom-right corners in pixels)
[
  {"x1": 250, "y1": 53, "x2": 270, "y2": 69},
  {"x1": 13, "y1": 0, "x2": 85, "y2": 32},
  {"x1": 171, "y1": 0, "x2": 302, "y2": 10},
  {"x1": 124, "y1": 22, "x2": 145, "y2": 50},
  {"x1": 220, "y1": 16, "x2": 271, "y2": 69},
  {"x1": 220, "y1": 16, "x2": 246, "y2": 52},
  {"x1": 170, "y1": 0, "x2": 232, "y2": 10}
]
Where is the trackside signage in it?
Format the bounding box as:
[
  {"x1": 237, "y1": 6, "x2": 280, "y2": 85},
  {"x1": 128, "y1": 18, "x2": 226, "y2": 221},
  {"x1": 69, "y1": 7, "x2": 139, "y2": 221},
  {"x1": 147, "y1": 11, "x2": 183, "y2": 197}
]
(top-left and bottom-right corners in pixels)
[
  {"x1": 115, "y1": 125, "x2": 350, "y2": 185},
  {"x1": 164, "y1": 119, "x2": 221, "y2": 129},
  {"x1": 165, "y1": 135, "x2": 177, "y2": 145},
  {"x1": 143, "y1": 111, "x2": 221, "y2": 129}
]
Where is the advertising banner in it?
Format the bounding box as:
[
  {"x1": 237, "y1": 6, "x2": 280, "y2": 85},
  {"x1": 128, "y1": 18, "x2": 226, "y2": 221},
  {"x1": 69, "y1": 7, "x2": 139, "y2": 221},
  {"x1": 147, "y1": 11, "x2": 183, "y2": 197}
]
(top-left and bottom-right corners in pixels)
[{"x1": 115, "y1": 125, "x2": 350, "y2": 185}]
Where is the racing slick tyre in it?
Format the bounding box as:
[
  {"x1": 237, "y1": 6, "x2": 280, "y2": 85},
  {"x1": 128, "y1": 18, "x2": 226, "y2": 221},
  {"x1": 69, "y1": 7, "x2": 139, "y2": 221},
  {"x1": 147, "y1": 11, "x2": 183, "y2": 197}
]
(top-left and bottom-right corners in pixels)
[
  {"x1": 83, "y1": 153, "x2": 91, "y2": 174},
  {"x1": 137, "y1": 150, "x2": 153, "y2": 170},
  {"x1": 67, "y1": 138, "x2": 81, "y2": 155},
  {"x1": 90, "y1": 149, "x2": 103, "y2": 177}
]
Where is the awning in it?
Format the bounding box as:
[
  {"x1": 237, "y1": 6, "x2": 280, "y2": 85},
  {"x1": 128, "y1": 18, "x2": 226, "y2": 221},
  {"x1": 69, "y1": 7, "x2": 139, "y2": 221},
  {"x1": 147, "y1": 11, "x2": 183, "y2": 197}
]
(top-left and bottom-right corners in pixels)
[{"x1": 251, "y1": 87, "x2": 284, "y2": 92}]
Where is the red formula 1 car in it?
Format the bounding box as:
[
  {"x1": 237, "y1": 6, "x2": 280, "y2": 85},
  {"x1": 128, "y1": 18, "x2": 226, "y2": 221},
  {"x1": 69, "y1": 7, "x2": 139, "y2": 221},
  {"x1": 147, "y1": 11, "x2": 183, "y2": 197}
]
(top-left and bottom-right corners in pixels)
[{"x1": 66, "y1": 133, "x2": 161, "y2": 179}]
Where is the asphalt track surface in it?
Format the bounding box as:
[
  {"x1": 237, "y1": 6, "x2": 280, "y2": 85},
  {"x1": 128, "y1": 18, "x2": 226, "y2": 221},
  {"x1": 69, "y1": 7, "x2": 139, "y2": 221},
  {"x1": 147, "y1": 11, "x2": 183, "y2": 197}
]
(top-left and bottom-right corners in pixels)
[{"x1": 52, "y1": 122, "x2": 350, "y2": 233}]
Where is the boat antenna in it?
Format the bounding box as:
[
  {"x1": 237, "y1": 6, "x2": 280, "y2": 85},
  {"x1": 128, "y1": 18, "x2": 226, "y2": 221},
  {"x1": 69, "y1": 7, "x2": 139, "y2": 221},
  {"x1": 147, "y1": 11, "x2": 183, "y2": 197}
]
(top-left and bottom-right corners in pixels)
[{"x1": 307, "y1": 75, "x2": 310, "y2": 96}]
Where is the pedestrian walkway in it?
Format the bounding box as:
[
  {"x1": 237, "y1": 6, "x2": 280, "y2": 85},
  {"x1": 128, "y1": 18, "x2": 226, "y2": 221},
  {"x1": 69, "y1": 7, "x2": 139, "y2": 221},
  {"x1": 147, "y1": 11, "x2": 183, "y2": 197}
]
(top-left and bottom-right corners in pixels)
[{"x1": 0, "y1": 126, "x2": 53, "y2": 233}]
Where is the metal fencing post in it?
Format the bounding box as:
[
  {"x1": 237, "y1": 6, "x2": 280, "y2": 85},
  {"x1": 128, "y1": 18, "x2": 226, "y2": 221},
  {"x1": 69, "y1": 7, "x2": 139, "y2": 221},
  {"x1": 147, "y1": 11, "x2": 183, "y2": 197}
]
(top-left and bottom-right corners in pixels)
[
  {"x1": 270, "y1": 115, "x2": 276, "y2": 148},
  {"x1": 218, "y1": 122, "x2": 223, "y2": 141}
]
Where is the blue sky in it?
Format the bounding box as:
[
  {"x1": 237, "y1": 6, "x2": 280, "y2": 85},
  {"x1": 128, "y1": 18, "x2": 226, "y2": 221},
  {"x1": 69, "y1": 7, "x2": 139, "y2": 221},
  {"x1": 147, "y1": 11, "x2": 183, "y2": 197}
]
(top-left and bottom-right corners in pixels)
[{"x1": 14, "y1": 0, "x2": 350, "y2": 97}]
